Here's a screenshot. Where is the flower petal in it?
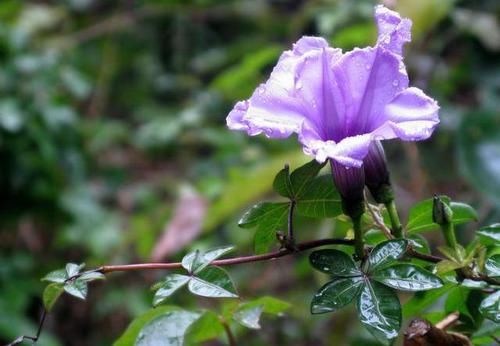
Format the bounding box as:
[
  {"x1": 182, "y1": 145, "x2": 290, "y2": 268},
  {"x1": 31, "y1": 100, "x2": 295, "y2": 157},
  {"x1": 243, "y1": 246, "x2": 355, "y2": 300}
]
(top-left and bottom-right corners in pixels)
[
  {"x1": 381, "y1": 87, "x2": 440, "y2": 140},
  {"x1": 226, "y1": 36, "x2": 331, "y2": 139},
  {"x1": 375, "y1": 5, "x2": 412, "y2": 56},
  {"x1": 332, "y1": 47, "x2": 408, "y2": 136}
]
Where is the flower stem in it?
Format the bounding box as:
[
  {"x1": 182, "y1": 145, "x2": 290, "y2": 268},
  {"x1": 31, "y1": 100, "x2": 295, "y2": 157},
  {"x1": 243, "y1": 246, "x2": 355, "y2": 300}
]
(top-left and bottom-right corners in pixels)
[
  {"x1": 352, "y1": 216, "x2": 365, "y2": 259},
  {"x1": 385, "y1": 200, "x2": 403, "y2": 238},
  {"x1": 442, "y1": 222, "x2": 458, "y2": 250}
]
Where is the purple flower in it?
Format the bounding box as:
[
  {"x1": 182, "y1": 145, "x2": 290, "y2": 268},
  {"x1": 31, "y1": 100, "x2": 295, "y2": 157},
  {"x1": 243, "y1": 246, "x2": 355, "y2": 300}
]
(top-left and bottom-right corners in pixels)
[{"x1": 226, "y1": 5, "x2": 439, "y2": 169}]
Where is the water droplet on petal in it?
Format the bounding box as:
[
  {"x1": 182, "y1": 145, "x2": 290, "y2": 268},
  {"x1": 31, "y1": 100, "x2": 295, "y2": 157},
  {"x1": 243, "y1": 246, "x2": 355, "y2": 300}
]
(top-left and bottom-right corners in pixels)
[
  {"x1": 296, "y1": 80, "x2": 303, "y2": 90},
  {"x1": 258, "y1": 86, "x2": 265, "y2": 95},
  {"x1": 365, "y1": 64, "x2": 371, "y2": 70},
  {"x1": 392, "y1": 80, "x2": 399, "y2": 87}
]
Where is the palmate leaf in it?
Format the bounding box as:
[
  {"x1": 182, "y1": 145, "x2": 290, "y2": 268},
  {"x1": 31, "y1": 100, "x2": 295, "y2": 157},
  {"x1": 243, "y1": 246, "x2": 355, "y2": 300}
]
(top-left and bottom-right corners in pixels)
[
  {"x1": 309, "y1": 249, "x2": 361, "y2": 276},
  {"x1": 477, "y1": 223, "x2": 500, "y2": 245},
  {"x1": 295, "y1": 175, "x2": 342, "y2": 218},
  {"x1": 233, "y1": 305, "x2": 264, "y2": 329},
  {"x1": 368, "y1": 239, "x2": 408, "y2": 272},
  {"x1": 153, "y1": 274, "x2": 191, "y2": 306},
  {"x1": 479, "y1": 291, "x2": 500, "y2": 323},
  {"x1": 289, "y1": 160, "x2": 326, "y2": 195},
  {"x1": 273, "y1": 164, "x2": 293, "y2": 198},
  {"x1": 43, "y1": 283, "x2": 64, "y2": 312},
  {"x1": 311, "y1": 277, "x2": 364, "y2": 314},
  {"x1": 114, "y1": 306, "x2": 200, "y2": 346},
  {"x1": 181, "y1": 246, "x2": 234, "y2": 274},
  {"x1": 135, "y1": 310, "x2": 202, "y2": 346},
  {"x1": 485, "y1": 255, "x2": 500, "y2": 278},
  {"x1": 406, "y1": 196, "x2": 477, "y2": 233},
  {"x1": 371, "y1": 264, "x2": 443, "y2": 291},
  {"x1": 63, "y1": 279, "x2": 88, "y2": 300},
  {"x1": 188, "y1": 266, "x2": 238, "y2": 298},
  {"x1": 356, "y1": 281, "x2": 401, "y2": 345},
  {"x1": 238, "y1": 202, "x2": 289, "y2": 229},
  {"x1": 238, "y1": 202, "x2": 289, "y2": 254}
]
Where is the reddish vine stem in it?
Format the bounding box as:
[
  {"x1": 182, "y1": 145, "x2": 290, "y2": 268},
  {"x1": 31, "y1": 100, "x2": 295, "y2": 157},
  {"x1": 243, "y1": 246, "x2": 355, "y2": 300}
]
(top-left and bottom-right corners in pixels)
[{"x1": 99, "y1": 238, "x2": 355, "y2": 274}]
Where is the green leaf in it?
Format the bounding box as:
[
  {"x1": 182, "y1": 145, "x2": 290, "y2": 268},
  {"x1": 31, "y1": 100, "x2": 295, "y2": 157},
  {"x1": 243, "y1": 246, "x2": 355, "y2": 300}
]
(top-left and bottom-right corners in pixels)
[
  {"x1": 295, "y1": 175, "x2": 342, "y2": 218},
  {"x1": 41, "y1": 269, "x2": 67, "y2": 283},
  {"x1": 238, "y1": 202, "x2": 289, "y2": 229},
  {"x1": 188, "y1": 266, "x2": 238, "y2": 298},
  {"x1": 406, "y1": 197, "x2": 478, "y2": 233},
  {"x1": 253, "y1": 204, "x2": 289, "y2": 254},
  {"x1": 153, "y1": 274, "x2": 191, "y2": 306},
  {"x1": 273, "y1": 164, "x2": 293, "y2": 198},
  {"x1": 477, "y1": 223, "x2": 500, "y2": 245},
  {"x1": 185, "y1": 311, "x2": 224, "y2": 344},
  {"x1": 480, "y1": 291, "x2": 500, "y2": 323},
  {"x1": 182, "y1": 246, "x2": 234, "y2": 274},
  {"x1": 237, "y1": 296, "x2": 290, "y2": 315},
  {"x1": 65, "y1": 263, "x2": 84, "y2": 278},
  {"x1": 79, "y1": 271, "x2": 106, "y2": 282},
  {"x1": 43, "y1": 283, "x2": 64, "y2": 312},
  {"x1": 135, "y1": 310, "x2": 202, "y2": 346},
  {"x1": 64, "y1": 279, "x2": 88, "y2": 300},
  {"x1": 114, "y1": 306, "x2": 192, "y2": 345},
  {"x1": 311, "y1": 277, "x2": 364, "y2": 314},
  {"x1": 368, "y1": 239, "x2": 408, "y2": 272},
  {"x1": 309, "y1": 249, "x2": 361, "y2": 276},
  {"x1": 485, "y1": 255, "x2": 500, "y2": 278},
  {"x1": 445, "y1": 286, "x2": 474, "y2": 321},
  {"x1": 356, "y1": 281, "x2": 401, "y2": 344},
  {"x1": 289, "y1": 159, "x2": 326, "y2": 197},
  {"x1": 402, "y1": 284, "x2": 454, "y2": 318},
  {"x1": 435, "y1": 259, "x2": 463, "y2": 275},
  {"x1": 372, "y1": 264, "x2": 443, "y2": 291},
  {"x1": 233, "y1": 305, "x2": 264, "y2": 329}
]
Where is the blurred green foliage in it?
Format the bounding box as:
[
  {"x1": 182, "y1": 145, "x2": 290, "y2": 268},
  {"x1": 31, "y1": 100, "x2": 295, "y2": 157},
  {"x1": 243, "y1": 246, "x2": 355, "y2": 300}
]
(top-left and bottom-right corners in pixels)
[{"x1": 0, "y1": 0, "x2": 499, "y2": 345}]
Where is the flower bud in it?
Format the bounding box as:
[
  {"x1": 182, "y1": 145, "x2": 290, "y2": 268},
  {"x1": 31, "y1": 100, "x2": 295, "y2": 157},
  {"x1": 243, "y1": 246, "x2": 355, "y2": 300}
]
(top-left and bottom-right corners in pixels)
[
  {"x1": 330, "y1": 160, "x2": 365, "y2": 219},
  {"x1": 432, "y1": 196, "x2": 453, "y2": 225},
  {"x1": 363, "y1": 141, "x2": 394, "y2": 204}
]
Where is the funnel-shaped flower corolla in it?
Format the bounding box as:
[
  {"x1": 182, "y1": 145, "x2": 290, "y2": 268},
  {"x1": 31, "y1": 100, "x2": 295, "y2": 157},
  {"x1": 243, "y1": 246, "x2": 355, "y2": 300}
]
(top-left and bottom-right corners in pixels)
[{"x1": 226, "y1": 5, "x2": 439, "y2": 170}]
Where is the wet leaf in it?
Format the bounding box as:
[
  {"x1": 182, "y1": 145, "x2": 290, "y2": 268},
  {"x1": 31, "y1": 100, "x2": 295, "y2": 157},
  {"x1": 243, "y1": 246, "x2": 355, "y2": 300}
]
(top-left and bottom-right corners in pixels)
[
  {"x1": 233, "y1": 305, "x2": 264, "y2": 329},
  {"x1": 372, "y1": 264, "x2": 443, "y2": 291},
  {"x1": 290, "y1": 159, "x2": 326, "y2": 197},
  {"x1": 64, "y1": 279, "x2": 88, "y2": 300},
  {"x1": 182, "y1": 246, "x2": 234, "y2": 274},
  {"x1": 237, "y1": 296, "x2": 290, "y2": 315},
  {"x1": 238, "y1": 202, "x2": 289, "y2": 229},
  {"x1": 479, "y1": 291, "x2": 500, "y2": 323},
  {"x1": 311, "y1": 277, "x2": 364, "y2": 314},
  {"x1": 402, "y1": 284, "x2": 454, "y2": 318},
  {"x1": 185, "y1": 311, "x2": 224, "y2": 343},
  {"x1": 309, "y1": 249, "x2": 361, "y2": 276},
  {"x1": 43, "y1": 283, "x2": 64, "y2": 312},
  {"x1": 153, "y1": 274, "x2": 191, "y2": 306},
  {"x1": 477, "y1": 223, "x2": 500, "y2": 245},
  {"x1": 485, "y1": 255, "x2": 500, "y2": 278},
  {"x1": 79, "y1": 271, "x2": 106, "y2": 282},
  {"x1": 65, "y1": 263, "x2": 84, "y2": 278},
  {"x1": 188, "y1": 266, "x2": 238, "y2": 298},
  {"x1": 295, "y1": 175, "x2": 342, "y2": 218},
  {"x1": 135, "y1": 310, "x2": 202, "y2": 346},
  {"x1": 356, "y1": 281, "x2": 401, "y2": 345},
  {"x1": 368, "y1": 239, "x2": 408, "y2": 272},
  {"x1": 41, "y1": 269, "x2": 67, "y2": 283}
]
